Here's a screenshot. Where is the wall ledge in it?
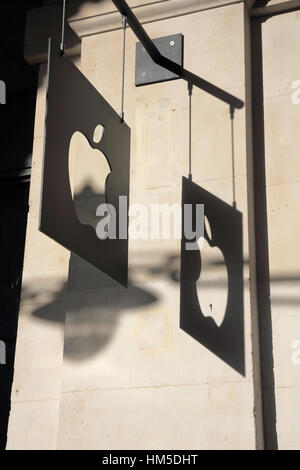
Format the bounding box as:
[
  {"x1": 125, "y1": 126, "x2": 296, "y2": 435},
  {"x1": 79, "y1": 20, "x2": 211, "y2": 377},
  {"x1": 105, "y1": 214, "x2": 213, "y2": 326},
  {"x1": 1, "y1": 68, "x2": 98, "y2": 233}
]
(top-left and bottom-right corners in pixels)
[{"x1": 25, "y1": 0, "x2": 255, "y2": 64}]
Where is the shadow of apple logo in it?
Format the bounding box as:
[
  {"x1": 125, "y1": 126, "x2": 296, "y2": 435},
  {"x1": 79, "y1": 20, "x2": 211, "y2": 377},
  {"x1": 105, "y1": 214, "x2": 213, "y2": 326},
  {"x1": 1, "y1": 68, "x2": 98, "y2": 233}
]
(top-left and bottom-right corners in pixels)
[
  {"x1": 68, "y1": 124, "x2": 111, "y2": 232},
  {"x1": 180, "y1": 176, "x2": 245, "y2": 375},
  {"x1": 196, "y1": 216, "x2": 228, "y2": 327}
]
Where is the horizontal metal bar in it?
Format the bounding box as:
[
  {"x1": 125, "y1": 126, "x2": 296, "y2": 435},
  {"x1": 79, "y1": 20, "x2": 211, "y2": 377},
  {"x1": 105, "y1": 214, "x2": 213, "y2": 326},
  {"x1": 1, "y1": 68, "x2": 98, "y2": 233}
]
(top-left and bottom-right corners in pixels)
[
  {"x1": 111, "y1": 0, "x2": 244, "y2": 109},
  {"x1": 251, "y1": 0, "x2": 300, "y2": 18}
]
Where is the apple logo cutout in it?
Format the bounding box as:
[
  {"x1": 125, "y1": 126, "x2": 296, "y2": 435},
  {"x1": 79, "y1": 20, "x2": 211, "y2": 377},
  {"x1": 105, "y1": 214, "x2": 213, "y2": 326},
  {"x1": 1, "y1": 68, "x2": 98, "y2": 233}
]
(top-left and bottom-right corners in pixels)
[
  {"x1": 196, "y1": 216, "x2": 228, "y2": 327},
  {"x1": 40, "y1": 38, "x2": 130, "y2": 286},
  {"x1": 68, "y1": 125, "x2": 111, "y2": 232}
]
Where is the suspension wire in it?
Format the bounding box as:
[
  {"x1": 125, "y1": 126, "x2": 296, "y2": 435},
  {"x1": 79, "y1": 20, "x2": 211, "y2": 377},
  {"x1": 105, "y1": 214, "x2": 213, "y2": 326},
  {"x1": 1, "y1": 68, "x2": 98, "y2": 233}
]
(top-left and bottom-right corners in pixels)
[
  {"x1": 120, "y1": 15, "x2": 127, "y2": 122},
  {"x1": 188, "y1": 82, "x2": 193, "y2": 180},
  {"x1": 230, "y1": 105, "x2": 237, "y2": 209},
  {"x1": 60, "y1": 0, "x2": 67, "y2": 55}
]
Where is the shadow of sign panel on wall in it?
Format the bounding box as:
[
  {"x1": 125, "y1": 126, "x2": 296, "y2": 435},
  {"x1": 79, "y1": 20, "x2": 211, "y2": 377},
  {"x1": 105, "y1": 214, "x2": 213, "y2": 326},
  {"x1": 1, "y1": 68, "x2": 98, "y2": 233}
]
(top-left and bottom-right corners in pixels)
[
  {"x1": 180, "y1": 177, "x2": 245, "y2": 375},
  {"x1": 39, "y1": 39, "x2": 130, "y2": 287}
]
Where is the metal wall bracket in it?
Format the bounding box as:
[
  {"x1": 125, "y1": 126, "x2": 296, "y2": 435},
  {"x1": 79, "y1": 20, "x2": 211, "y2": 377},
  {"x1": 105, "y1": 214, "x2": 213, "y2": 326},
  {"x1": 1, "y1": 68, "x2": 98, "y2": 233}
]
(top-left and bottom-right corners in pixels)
[{"x1": 135, "y1": 33, "x2": 183, "y2": 86}]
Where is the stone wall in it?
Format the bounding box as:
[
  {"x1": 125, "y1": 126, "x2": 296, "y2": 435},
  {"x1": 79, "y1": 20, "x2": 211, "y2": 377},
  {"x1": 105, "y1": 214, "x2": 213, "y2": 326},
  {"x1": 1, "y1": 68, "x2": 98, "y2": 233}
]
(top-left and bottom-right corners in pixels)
[{"x1": 6, "y1": 0, "x2": 300, "y2": 450}]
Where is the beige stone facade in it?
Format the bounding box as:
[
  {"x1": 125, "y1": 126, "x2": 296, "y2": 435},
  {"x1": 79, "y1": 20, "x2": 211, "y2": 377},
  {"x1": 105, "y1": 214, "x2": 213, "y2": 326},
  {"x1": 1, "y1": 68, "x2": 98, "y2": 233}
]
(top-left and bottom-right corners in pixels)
[{"x1": 6, "y1": 0, "x2": 300, "y2": 449}]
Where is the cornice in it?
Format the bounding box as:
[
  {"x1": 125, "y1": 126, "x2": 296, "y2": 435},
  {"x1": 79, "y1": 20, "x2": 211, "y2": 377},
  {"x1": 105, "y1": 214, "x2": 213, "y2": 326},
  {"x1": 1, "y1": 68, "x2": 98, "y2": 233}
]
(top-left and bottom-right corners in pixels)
[
  {"x1": 25, "y1": 0, "x2": 255, "y2": 64},
  {"x1": 69, "y1": 0, "x2": 254, "y2": 37}
]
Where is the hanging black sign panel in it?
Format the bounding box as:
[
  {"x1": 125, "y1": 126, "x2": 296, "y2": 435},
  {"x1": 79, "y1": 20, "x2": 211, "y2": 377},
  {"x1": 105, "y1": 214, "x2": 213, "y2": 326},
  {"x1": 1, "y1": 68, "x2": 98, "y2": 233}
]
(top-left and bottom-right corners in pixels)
[
  {"x1": 180, "y1": 177, "x2": 245, "y2": 375},
  {"x1": 39, "y1": 39, "x2": 130, "y2": 287}
]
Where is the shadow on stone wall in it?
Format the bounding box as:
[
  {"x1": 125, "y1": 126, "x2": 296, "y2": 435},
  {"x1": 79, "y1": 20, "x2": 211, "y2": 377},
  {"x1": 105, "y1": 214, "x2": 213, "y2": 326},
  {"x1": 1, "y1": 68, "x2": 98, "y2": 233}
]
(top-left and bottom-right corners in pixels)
[
  {"x1": 180, "y1": 177, "x2": 245, "y2": 376},
  {"x1": 31, "y1": 184, "x2": 160, "y2": 361}
]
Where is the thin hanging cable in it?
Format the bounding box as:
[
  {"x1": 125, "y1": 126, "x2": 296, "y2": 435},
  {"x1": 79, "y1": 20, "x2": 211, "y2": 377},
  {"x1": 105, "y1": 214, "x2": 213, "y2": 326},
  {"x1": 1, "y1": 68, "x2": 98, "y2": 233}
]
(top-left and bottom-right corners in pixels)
[
  {"x1": 188, "y1": 82, "x2": 193, "y2": 180},
  {"x1": 230, "y1": 105, "x2": 237, "y2": 208},
  {"x1": 120, "y1": 15, "x2": 127, "y2": 122},
  {"x1": 60, "y1": 0, "x2": 67, "y2": 55}
]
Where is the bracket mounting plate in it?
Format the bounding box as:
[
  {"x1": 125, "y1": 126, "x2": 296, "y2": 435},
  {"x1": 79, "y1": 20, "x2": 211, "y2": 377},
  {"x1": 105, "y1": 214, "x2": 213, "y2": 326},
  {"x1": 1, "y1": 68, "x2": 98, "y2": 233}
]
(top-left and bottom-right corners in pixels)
[{"x1": 135, "y1": 33, "x2": 183, "y2": 86}]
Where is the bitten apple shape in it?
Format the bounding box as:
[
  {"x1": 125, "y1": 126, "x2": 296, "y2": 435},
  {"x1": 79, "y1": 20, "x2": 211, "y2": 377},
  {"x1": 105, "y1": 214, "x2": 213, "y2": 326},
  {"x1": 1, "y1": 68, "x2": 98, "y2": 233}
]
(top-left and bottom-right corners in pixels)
[
  {"x1": 196, "y1": 216, "x2": 228, "y2": 327},
  {"x1": 68, "y1": 126, "x2": 111, "y2": 230}
]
